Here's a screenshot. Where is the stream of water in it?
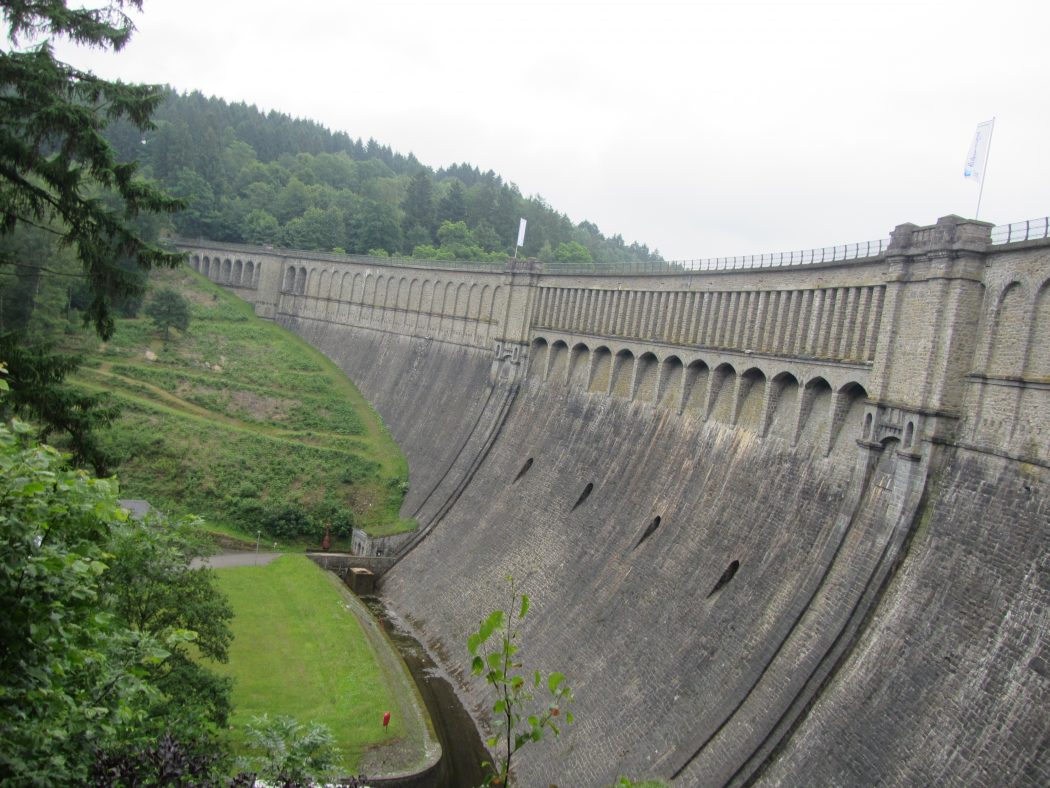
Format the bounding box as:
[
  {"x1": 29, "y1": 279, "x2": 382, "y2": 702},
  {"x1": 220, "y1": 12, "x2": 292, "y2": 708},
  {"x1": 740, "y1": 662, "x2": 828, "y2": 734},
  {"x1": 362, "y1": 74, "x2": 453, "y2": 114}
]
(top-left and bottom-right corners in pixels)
[{"x1": 364, "y1": 597, "x2": 488, "y2": 788}]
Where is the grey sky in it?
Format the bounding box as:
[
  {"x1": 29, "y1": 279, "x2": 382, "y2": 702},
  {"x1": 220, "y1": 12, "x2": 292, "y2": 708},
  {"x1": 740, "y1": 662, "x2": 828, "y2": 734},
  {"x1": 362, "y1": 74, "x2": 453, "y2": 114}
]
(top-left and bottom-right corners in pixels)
[{"x1": 51, "y1": 0, "x2": 1050, "y2": 260}]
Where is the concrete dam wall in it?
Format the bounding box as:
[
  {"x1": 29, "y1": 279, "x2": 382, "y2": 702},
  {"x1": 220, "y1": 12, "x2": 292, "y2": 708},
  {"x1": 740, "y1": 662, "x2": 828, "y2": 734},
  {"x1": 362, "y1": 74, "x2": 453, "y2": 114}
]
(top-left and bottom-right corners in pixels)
[{"x1": 180, "y1": 215, "x2": 1049, "y2": 785}]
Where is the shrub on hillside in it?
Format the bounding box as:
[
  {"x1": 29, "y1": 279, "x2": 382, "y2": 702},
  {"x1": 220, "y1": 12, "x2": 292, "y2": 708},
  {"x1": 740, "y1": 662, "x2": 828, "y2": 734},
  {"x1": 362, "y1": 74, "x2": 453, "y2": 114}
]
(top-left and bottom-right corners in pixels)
[
  {"x1": 259, "y1": 502, "x2": 312, "y2": 540},
  {"x1": 314, "y1": 502, "x2": 355, "y2": 537},
  {"x1": 231, "y1": 499, "x2": 356, "y2": 541}
]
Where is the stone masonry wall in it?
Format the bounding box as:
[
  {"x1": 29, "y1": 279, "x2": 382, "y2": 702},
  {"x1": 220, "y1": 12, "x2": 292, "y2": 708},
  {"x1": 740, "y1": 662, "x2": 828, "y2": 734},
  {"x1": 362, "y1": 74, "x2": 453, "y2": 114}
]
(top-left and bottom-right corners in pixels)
[
  {"x1": 762, "y1": 447, "x2": 1050, "y2": 786},
  {"x1": 177, "y1": 218, "x2": 1049, "y2": 785},
  {"x1": 379, "y1": 379, "x2": 851, "y2": 783}
]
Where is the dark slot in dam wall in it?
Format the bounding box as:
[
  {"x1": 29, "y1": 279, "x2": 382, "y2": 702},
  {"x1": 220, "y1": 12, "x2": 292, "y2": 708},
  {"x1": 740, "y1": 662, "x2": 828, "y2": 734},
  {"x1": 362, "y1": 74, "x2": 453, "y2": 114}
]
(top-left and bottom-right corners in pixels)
[{"x1": 179, "y1": 215, "x2": 1050, "y2": 785}]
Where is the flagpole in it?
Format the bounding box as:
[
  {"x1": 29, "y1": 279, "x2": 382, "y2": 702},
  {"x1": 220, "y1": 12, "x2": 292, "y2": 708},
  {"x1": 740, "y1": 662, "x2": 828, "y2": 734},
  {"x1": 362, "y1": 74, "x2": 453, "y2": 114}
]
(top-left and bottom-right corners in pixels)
[
  {"x1": 975, "y1": 117, "x2": 995, "y2": 219},
  {"x1": 514, "y1": 218, "x2": 527, "y2": 259}
]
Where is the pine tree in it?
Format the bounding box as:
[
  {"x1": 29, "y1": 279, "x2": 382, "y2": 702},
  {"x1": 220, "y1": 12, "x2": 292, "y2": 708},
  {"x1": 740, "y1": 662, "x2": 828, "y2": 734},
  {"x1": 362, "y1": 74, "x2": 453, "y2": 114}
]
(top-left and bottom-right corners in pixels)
[
  {"x1": 0, "y1": 1, "x2": 185, "y2": 466},
  {"x1": 145, "y1": 286, "x2": 190, "y2": 343},
  {"x1": 0, "y1": 0, "x2": 184, "y2": 340}
]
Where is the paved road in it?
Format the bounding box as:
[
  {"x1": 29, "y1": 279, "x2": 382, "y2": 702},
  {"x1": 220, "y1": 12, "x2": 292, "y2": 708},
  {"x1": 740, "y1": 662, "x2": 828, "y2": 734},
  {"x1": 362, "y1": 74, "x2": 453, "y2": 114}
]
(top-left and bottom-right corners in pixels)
[{"x1": 191, "y1": 551, "x2": 282, "y2": 569}]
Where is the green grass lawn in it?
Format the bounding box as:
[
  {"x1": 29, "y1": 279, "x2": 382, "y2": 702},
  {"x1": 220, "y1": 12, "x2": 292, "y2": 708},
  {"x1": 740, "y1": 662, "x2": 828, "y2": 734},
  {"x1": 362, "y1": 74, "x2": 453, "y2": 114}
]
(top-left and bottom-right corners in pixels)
[{"x1": 211, "y1": 555, "x2": 404, "y2": 772}]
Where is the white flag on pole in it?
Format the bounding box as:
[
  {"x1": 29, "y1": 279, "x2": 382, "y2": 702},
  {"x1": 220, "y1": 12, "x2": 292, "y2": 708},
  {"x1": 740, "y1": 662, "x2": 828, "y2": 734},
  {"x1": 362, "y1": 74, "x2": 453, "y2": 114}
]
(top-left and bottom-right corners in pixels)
[
  {"x1": 516, "y1": 218, "x2": 527, "y2": 248},
  {"x1": 964, "y1": 119, "x2": 995, "y2": 184}
]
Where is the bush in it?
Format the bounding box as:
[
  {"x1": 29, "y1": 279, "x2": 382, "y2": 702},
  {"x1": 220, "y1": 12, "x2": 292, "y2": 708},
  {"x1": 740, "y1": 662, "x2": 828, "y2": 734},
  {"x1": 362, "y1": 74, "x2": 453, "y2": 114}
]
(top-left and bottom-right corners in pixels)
[
  {"x1": 258, "y1": 502, "x2": 313, "y2": 541},
  {"x1": 240, "y1": 714, "x2": 336, "y2": 787},
  {"x1": 314, "y1": 502, "x2": 355, "y2": 538}
]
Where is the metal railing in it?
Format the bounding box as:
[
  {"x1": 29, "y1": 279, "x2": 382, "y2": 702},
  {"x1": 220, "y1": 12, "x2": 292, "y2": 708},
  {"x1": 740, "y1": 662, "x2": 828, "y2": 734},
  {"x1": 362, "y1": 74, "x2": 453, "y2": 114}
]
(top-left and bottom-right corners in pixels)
[
  {"x1": 990, "y1": 217, "x2": 1050, "y2": 245},
  {"x1": 541, "y1": 238, "x2": 891, "y2": 275}
]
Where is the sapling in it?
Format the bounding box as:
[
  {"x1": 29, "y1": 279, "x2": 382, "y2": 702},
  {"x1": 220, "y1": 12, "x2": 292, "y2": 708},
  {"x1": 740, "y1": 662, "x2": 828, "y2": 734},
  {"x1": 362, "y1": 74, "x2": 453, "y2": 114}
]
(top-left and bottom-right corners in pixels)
[{"x1": 468, "y1": 576, "x2": 574, "y2": 785}]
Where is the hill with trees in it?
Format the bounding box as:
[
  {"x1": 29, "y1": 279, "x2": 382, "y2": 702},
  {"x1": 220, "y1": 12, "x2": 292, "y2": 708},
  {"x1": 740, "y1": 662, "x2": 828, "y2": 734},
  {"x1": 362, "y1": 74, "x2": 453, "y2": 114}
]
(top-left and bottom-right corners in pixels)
[{"x1": 104, "y1": 90, "x2": 664, "y2": 266}]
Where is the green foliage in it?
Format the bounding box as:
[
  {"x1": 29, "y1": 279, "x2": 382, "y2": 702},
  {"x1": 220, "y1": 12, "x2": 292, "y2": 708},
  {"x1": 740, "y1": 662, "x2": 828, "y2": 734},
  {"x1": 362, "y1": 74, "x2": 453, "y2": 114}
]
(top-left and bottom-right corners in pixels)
[
  {"x1": 402, "y1": 169, "x2": 435, "y2": 240},
  {"x1": 101, "y1": 512, "x2": 234, "y2": 728},
  {"x1": 106, "y1": 90, "x2": 665, "y2": 264},
  {"x1": 0, "y1": 0, "x2": 186, "y2": 477},
  {"x1": 554, "y1": 240, "x2": 594, "y2": 264},
  {"x1": 0, "y1": 415, "x2": 231, "y2": 785},
  {"x1": 68, "y1": 267, "x2": 410, "y2": 539},
  {"x1": 0, "y1": 0, "x2": 185, "y2": 340},
  {"x1": 241, "y1": 714, "x2": 336, "y2": 788},
  {"x1": 255, "y1": 501, "x2": 313, "y2": 541},
  {"x1": 350, "y1": 199, "x2": 401, "y2": 255},
  {"x1": 102, "y1": 362, "x2": 366, "y2": 435},
  {"x1": 242, "y1": 208, "x2": 280, "y2": 245},
  {"x1": 214, "y1": 556, "x2": 401, "y2": 773},
  {"x1": 0, "y1": 333, "x2": 120, "y2": 473},
  {"x1": 412, "y1": 220, "x2": 509, "y2": 263},
  {"x1": 437, "y1": 178, "x2": 467, "y2": 225},
  {"x1": 0, "y1": 417, "x2": 151, "y2": 784},
  {"x1": 0, "y1": 222, "x2": 83, "y2": 336},
  {"x1": 468, "y1": 577, "x2": 574, "y2": 785},
  {"x1": 145, "y1": 286, "x2": 191, "y2": 342},
  {"x1": 90, "y1": 731, "x2": 234, "y2": 787}
]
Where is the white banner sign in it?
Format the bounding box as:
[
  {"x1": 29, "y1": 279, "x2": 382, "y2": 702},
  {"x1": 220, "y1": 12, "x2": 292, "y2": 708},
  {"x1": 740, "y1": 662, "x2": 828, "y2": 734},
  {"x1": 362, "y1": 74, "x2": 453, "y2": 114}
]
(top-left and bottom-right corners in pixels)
[
  {"x1": 516, "y1": 218, "x2": 527, "y2": 248},
  {"x1": 964, "y1": 118, "x2": 995, "y2": 184}
]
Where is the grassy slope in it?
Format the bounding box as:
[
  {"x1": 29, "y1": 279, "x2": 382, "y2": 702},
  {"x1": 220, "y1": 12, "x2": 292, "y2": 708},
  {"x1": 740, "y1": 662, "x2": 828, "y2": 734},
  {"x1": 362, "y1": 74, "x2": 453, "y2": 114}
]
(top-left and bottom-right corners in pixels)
[
  {"x1": 68, "y1": 266, "x2": 414, "y2": 541},
  {"x1": 211, "y1": 556, "x2": 405, "y2": 772}
]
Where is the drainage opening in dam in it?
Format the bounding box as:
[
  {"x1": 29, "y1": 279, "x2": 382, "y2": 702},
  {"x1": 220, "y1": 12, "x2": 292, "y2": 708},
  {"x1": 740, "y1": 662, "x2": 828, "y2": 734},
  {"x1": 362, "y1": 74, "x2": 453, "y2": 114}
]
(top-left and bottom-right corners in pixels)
[
  {"x1": 708, "y1": 560, "x2": 740, "y2": 598},
  {"x1": 514, "y1": 457, "x2": 534, "y2": 482},
  {"x1": 633, "y1": 516, "x2": 662, "y2": 550},
  {"x1": 572, "y1": 482, "x2": 594, "y2": 510}
]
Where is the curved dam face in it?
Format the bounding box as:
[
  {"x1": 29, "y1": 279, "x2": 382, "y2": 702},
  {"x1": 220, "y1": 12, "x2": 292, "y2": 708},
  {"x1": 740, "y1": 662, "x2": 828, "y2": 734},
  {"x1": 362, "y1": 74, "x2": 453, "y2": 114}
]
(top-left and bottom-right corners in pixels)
[{"x1": 181, "y1": 215, "x2": 1050, "y2": 785}]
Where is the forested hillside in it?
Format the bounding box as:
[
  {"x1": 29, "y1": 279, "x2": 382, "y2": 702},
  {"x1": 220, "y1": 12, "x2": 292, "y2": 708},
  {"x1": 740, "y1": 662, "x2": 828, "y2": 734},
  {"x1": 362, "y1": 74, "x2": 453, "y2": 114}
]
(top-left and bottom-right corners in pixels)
[{"x1": 104, "y1": 90, "x2": 663, "y2": 265}]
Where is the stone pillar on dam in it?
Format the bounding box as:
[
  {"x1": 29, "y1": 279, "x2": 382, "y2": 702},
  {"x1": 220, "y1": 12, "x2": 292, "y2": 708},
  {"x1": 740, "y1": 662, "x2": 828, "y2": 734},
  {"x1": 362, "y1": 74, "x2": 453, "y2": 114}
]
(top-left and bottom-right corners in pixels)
[
  {"x1": 864, "y1": 216, "x2": 991, "y2": 453},
  {"x1": 491, "y1": 256, "x2": 542, "y2": 385}
]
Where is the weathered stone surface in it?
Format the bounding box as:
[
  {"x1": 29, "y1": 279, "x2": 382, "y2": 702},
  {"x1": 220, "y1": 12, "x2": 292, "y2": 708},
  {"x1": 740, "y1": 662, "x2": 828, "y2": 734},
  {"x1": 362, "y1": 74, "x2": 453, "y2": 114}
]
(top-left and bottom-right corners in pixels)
[
  {"x1": 763, "y1": 449, "x2": 1050, "y2": 787},
  {"x1": 179, "y1": 217, "x2": 1050, "y2": 785}
]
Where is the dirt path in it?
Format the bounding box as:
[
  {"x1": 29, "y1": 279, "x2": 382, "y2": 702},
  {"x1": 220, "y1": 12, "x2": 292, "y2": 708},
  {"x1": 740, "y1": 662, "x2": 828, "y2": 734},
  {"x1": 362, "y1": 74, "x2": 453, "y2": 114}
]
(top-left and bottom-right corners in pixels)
[
  {"x1": 191, "y1": 551, "x2": 281, "y2": 569},
  {"x1": 77, "y1": 366, "x2": 354, "y2": 449}
]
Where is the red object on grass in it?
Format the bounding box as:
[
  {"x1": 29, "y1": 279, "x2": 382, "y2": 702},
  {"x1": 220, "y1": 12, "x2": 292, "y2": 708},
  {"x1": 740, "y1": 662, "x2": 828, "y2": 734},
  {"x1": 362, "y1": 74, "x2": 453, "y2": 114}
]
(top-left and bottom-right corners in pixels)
[{"x1": 382, "y1": 711, "x2": 391, "y2": 728}]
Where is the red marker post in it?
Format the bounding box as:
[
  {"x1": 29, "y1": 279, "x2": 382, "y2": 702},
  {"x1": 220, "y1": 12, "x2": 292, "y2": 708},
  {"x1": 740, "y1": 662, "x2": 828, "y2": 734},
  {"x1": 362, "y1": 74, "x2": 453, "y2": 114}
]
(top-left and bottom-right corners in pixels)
[{"x1": 382, "y1": 711, "x2": 391, "y2": 733}]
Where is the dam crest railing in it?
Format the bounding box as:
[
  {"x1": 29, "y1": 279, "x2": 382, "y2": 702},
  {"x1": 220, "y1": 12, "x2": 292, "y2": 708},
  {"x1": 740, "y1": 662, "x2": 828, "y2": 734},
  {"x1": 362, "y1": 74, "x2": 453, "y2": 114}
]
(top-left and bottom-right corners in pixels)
[{"x1": 174, "y1": 215, "x2": 1049, "y2": 277}]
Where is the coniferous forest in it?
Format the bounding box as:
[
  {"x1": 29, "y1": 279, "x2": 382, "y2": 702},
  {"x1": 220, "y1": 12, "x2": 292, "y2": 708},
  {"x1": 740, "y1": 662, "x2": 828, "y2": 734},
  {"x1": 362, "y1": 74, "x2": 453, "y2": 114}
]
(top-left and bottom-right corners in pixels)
[{"x1": 108, "y1": 90, "x2": 664, "y2": 266}]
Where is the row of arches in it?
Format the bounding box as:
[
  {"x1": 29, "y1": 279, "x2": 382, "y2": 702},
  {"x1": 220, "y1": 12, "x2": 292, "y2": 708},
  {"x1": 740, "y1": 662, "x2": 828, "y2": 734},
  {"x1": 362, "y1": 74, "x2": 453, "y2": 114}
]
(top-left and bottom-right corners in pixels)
[
  {"x1": 529, "y1": 337, "x2": 869, "y2": 456},
  {"x1": 279, "y1": 264, "x2": 504, "y2": 349},
  {"x1": 533, "y1": 283, "x2": 885, "y2": 364},
  {"x1": 967, "y1": 274, "x2": 1050, "y2": 461},
  {"x1": 190, "y1": 255, "x2": 259, "y2": 289},
  {"x1": 983, "y1": 276, "x2": 1050, "y2": 379}
]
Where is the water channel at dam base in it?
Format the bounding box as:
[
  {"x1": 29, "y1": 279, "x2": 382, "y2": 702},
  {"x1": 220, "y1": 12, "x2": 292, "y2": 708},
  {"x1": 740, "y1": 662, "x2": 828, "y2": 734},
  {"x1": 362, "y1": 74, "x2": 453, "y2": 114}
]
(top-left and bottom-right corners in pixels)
[{"x1": 363, "y1": 596, "x2": 488, "y2": 788}]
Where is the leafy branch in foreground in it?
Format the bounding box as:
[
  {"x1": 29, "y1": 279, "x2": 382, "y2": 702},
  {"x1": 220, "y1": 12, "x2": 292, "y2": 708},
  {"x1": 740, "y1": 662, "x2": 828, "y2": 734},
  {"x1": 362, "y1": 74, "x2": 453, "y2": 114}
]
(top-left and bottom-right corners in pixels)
[
  {"x1": 0, "y1": 333, "x2": 120, "y2": 473},
  {"x1": 468, "y1": 576, "x2": 574, "y2": 786}
]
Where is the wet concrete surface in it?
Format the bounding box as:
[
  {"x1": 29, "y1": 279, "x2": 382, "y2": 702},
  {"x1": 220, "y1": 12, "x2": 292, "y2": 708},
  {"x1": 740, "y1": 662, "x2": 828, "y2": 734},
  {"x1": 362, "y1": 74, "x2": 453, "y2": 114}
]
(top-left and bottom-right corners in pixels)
[{"x1": 365, "y1": 597, "x2": 489, "y2": 788}]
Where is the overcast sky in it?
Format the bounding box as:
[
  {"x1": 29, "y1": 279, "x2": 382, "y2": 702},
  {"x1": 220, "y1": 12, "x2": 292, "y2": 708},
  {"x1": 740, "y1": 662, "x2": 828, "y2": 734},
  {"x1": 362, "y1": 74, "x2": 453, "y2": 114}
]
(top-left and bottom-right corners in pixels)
[{"x1": 49, "y1": 0, "x2": 1050, "y2": 260}]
